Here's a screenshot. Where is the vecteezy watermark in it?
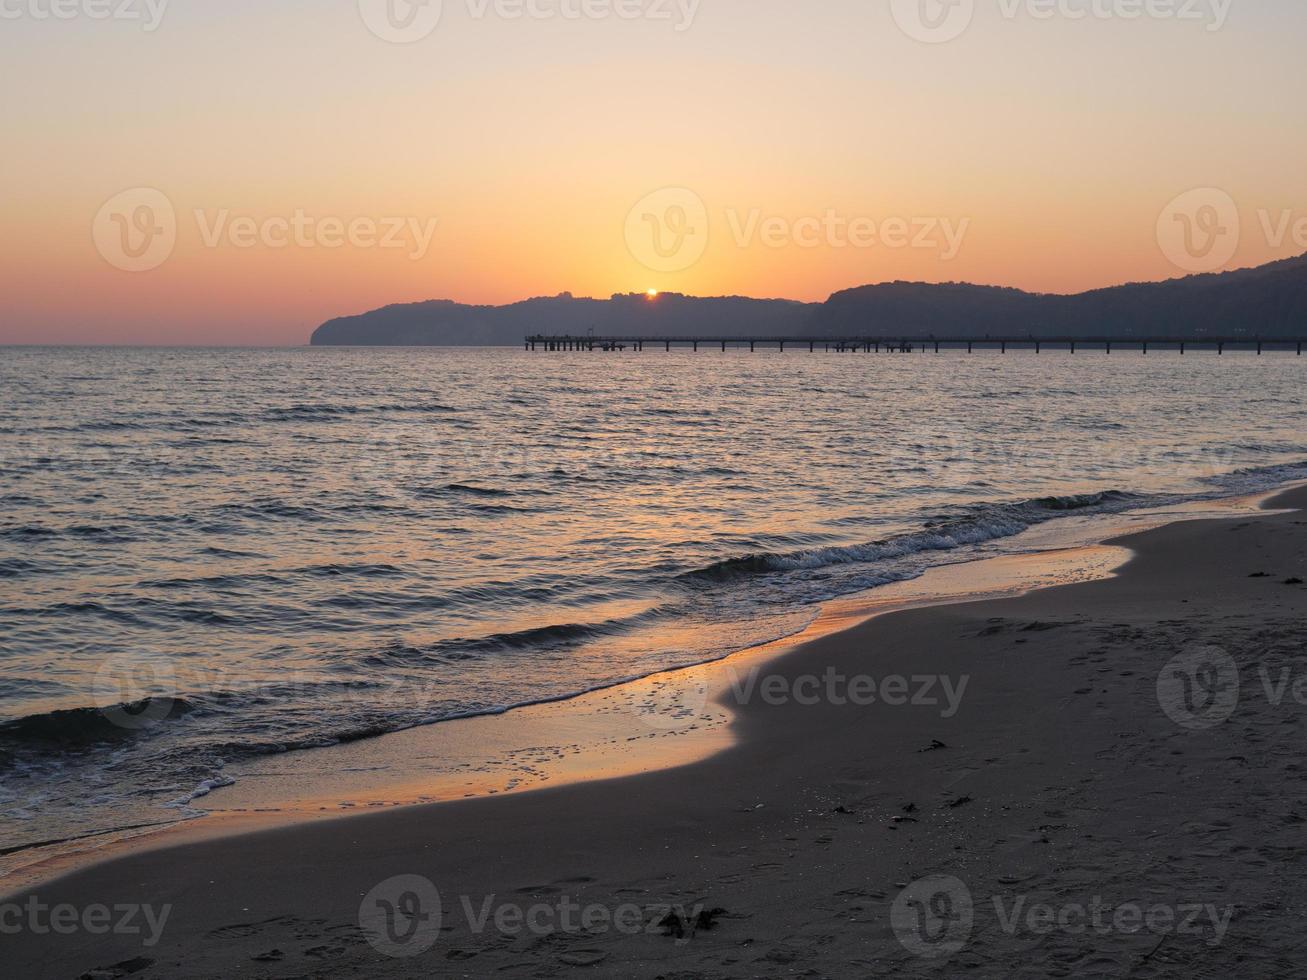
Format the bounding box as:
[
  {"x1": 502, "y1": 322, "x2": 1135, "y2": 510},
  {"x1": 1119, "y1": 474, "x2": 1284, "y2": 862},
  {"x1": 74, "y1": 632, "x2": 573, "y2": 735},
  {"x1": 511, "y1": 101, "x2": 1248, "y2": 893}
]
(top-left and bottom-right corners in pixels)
[
  {"x1": 727, "y1": 666, "x2": 970, "y2": 718},
  {"x1": 1156, "y1": 188, "x2": 1240, "y2": 275},
  {"x1": 93, "y1": 188, "x2": 178, "y2": 273},
  {"x1": 892, "y1": 876, "x2": 1232, "y2": 960},
  {"x1": 359, "y1": 0, "x2": 699, "y2": 43},
  {"x1": 891, "y1": 0, "x2": 1232, "y2": 44},
  {"x1": 990, "y1": 895, "x2": 1232, "y2": 946},
  {"x1": 93, "y1": 188, "x2": 440, "y2": 272},
  {"x1": 358, "y1": 0, "x2": 444, "y2": 43},
  {"x1": 1156, "y1": 646, "x2": 1240, "y2": 729},
  {"x1": 360, "y1": 875, "x2": 444, "y2": 957},
  {"x1": 458, "y1": 894, "x2": 708, "y2": 947},
  {"x1": 891, "y1": 875, "x2": 974, "y2": 958},
  {"x1": 93, "y1": 651, "x2": 179, "y2": 731},
  {"x1": 465, "y1": 0, "x2": 699, "y2": 29},
  {"x1": 193, "y1": 210, "x2": 439, "y2": 260},
  {"x1": 631, "y1": 665, "x2": 969, "y2": 733},
  {"x1": 1158, "y1": 645, "x2": 1307, "y2": 730},
  {"x1": 1157, "y1": 188, "x2": 1307, "y2": 275},
  {"x1": 724, "y1": 210, "x2": 969, "y2": 259},
  {"x1": 890, "y1": 0, "x2": 976, "y2": 44},
  {"x1": 624, "y1": 187, "x2": 969, "y2": 273},
  {"x1": 0, "y1": 898, "x2": 172, "y2": 947},
  {"x1": 1256, "y1": 208, "x2": 1307, "y2": 253},
  {"x1": 359, "y1": 874, "x2": 713, "y2": 958},
  {"x1": 625, "y1": 187, "x2": 709, "y2": 273},
  {"x1": 0, "y1": 0, "x2": 169, "y2": 31}
]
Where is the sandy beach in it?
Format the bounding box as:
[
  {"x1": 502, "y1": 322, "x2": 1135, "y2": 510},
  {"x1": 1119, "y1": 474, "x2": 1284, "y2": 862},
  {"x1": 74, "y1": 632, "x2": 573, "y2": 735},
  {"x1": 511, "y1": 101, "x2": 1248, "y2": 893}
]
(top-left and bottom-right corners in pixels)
[{"x1": 6, "y1": 485, "x2": 1307, "y2": 978}]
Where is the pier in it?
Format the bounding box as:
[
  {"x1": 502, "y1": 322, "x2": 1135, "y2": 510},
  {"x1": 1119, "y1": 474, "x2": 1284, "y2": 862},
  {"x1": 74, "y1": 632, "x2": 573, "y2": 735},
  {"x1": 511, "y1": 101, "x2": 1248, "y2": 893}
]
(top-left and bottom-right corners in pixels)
[{"x1": 526, "y1": 335, "x2": 1307, "y2": 355}]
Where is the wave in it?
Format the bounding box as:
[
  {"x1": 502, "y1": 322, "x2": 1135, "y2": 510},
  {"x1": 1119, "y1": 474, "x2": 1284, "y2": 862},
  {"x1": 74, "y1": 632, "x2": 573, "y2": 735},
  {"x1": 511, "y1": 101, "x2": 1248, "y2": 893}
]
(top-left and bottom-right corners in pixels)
[
  {"x1": 37, "y1": 402, "x2": 462, "y2": 433},
  {"x1": 679, "y1": 490, "x2": 1143, "y2": 583},
  {"x1": 166, "y1": 774, "x2": 236, "y2": 809},
  {"x1": 468, "y1": 503, "x2": 536, "y2": 514},
  {"x1": 301, "y1": 562, "x2": 406, "y2": 579},
  {"x1": 1205, "y1": 458, "x2": 1307, "y2": 494},
  {"x1": 0, "y1": 699, "x2": 197, "y2": 749},
  {"x1": 0, "y1": 526, "x2": 59, "y2": 540},
  {"x1": 0, "y1": 559, "x2": 44, "y2": 579},
  {"x1": 0, "y1": 524, "x2": 135, "y2": 544},
  {"x1": 262, "y1": 404, "x2": 367, "y2": 422},
  {"x1": 263, "y1": 402, "x2": 457, "y2": 422},
  {"x1": 417, "y1": 483, "x2": 510, "y2": 498},
  {"x1": 369, "y1": 613, "x2": 659, "y2": 666},
  {"x1": 15, "y1": 601, "x2": 151, "y2": 626},
  {"x1": 212, "y1": 499, "x2": 329, "y2": 523},
  {"x1": 380, "y1": 402, "x2": 458, "y2": 415},
  {"x1": 74, "y1": 420, "x2": 156, "y2": 431}
]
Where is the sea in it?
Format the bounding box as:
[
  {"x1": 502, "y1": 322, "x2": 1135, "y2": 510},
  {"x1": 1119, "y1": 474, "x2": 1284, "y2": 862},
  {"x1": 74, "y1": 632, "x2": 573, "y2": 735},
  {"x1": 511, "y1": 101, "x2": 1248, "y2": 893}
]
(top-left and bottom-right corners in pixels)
[{"x1": 2, "y1": 345, "x2": 1305, "y2": 861}]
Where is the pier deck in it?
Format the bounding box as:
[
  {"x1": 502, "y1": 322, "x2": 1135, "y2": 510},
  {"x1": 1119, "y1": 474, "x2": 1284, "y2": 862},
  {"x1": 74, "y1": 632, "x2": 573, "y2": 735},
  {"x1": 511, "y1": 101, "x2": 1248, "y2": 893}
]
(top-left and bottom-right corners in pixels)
[{"x1": 525, "y1": 335, "x2": 1307, "y2": 355}]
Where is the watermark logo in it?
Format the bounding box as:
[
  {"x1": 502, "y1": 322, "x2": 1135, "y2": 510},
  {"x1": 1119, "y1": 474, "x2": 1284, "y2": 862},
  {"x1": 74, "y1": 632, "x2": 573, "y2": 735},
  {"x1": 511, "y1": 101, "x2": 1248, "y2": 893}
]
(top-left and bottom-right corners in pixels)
[
  {"x1": 632, "y1": 666, "x2": 969, "y2": 730},
  {"x1": 991, "y1": 895, "x2": 1232, "y2": 945},
  {"x1": 359, "y1": 0, "x2": 444, "y2": 43},
  {"x1": 93, "y1": 652, "x2": 179, "y2": 731},
  {"x1": 474, "y1": 0, "x2": 700, "y2": 29},
  {"x1": 0, "y1": 898, "x2": 171, "y2": 947},
  {"x1": 728, "y1": 666, "x2": 969, "y2": 717},
  {"x1": 360, "y1": 0, "x2": 699, "y2": 42},
  {"x1": 1156, "y1": 645, "x2": 1239, "y2": 729},
  {"x1": 891, "y1": 0, "x2": 975, "y2": 44},
  {"x1": 193, "y1": 210, "x2": 439, "y2": 260},
  {"x1": 461, "y1": 894, "x2": 706, "y2": 945},
  {"x1": 1157, "y1": 188, "x2": 1240, "y2": 274},
  {"x1": 725, "y1": 210, "x2": 969, "y2": 258},
  {"x1": 1257, "y1": 208, "x2": 1307, "y2": 253},
  {"x1": 624, "y1": 189, "x2": 969, "y2": 273},
  {"x1": 358, "y1": 877, "x2": 713, "y2": 956},
  {"x1": 0, "y1": 0, "x2": 169, "y2": 31},
  {"x1": 893, "y1": 877, "x2": 1233, "y2": 959},
  {"x1": 625, "y1": 187, "x2": 709, "y2": 274},
  {"x1": 891, "y1": 876, "x2": 974, "y2": 959},
  {"x1": 891, "y1": 0, "x2": 1233, "y2": 44},
  {"x1": 93, "y1": 187, "x2": 177, "y2": 273},
  {"x1": 359, "y1": 874, "x2": 443, "y2": 957},
  {"x1": 1008, "y1": 0, "x2": 1234, "y2": 30},
  {"x1": 93, "y1": 193, "x2": 440, "y2": 273}
]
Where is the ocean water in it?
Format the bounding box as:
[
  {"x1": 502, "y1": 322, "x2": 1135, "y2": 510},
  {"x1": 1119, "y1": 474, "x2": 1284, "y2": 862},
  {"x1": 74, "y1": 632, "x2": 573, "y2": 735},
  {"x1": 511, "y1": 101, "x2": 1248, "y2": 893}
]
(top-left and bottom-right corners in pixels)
[{"x1": 2, "y1": 345, "x2": 1306, "y2": 857}]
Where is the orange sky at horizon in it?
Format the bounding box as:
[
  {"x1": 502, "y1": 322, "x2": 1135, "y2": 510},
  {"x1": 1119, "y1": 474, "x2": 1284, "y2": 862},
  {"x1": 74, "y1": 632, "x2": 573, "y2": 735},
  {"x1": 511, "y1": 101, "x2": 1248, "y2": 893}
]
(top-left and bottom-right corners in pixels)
[{"x1": 2, "y1": 1, "x2": 1305, "y2": 345}]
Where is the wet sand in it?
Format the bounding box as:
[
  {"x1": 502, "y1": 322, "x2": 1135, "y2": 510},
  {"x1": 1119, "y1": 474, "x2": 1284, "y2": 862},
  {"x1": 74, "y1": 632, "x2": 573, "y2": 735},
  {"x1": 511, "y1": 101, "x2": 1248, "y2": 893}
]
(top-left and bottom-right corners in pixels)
[{"x1": 5, "y1": 487, "x2": 1307, "y2": 978}]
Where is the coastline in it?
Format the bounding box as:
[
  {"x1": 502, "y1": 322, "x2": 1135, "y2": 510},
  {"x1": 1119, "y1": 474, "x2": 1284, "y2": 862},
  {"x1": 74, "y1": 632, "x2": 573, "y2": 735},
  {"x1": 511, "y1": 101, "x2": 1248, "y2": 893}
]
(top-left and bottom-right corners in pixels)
[
  {"x1": 6, "y1": 485, "x2": 1307, "y2": 976},
  {"x1": 0, "y1": 491, "x2": 1275, "y2": 893}
]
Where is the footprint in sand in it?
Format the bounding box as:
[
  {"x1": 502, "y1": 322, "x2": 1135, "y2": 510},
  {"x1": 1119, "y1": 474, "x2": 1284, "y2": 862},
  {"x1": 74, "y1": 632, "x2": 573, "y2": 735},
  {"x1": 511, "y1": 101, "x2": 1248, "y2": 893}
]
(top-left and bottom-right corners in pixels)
[
  {"x1": 207, "y1": 915, "x2": 299, "y2": 939},
  {"x1": 627, "y1": 673, "x2": 713, "y2": 734}
]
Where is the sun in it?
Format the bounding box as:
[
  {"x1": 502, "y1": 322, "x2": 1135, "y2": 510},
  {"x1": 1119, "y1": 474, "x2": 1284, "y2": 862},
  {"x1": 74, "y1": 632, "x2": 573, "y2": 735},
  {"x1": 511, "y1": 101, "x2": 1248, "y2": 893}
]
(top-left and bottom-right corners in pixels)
[{"x1": 646, "y1": 288, "x2": 659, "y2": 299}]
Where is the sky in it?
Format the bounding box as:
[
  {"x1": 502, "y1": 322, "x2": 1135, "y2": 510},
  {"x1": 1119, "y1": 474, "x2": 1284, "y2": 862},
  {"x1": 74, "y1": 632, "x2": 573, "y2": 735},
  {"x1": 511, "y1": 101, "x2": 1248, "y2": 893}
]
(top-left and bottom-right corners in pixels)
[{"x1": 1, "y1": 0, "x2": 1305, "y2": 345}]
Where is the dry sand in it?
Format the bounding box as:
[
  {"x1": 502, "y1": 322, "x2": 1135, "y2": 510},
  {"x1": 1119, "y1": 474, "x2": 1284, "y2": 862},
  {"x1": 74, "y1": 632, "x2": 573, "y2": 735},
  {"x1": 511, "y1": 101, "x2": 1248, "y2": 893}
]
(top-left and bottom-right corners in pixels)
[{"x1": 5, "y1": 487, "x2": 1307, "y2": 978}]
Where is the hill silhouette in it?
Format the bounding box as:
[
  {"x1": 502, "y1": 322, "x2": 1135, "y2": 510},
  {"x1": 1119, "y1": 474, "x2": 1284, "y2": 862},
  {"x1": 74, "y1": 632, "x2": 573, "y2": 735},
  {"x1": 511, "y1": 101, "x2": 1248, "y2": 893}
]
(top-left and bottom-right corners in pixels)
[
  {"x1": 311, "y1": 292, "x2": 817, "y2": 347},
  {"x1": 311, "y1": 255, "x2": 1307, "y2": 345}
]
